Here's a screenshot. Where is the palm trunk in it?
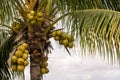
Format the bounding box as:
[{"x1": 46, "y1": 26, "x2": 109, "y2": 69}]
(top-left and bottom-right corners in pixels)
[
  {"x1": 28, "y1": 32, "x2": 43, "y2": 80},
  {"x1": 25, "y1": 16, "x2": 52, "y2": 80},
  {"x1": 30, "y1": 58, "x2": 41, "y2": 80},
  {"x1": 28, "y1": 29, "x2": 51, "y2": 80}
]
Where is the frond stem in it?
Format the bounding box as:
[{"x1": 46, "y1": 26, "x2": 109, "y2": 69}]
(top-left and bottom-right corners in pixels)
[{"x1": 0, "y1": 23, "x2": 12, "y2": 29}]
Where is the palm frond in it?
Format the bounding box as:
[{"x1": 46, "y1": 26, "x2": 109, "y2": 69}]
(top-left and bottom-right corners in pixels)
[
  {"x1": 55, "y1": 9, "x2": 120, "y2": 63},
  {"x1": 54, "y1": 0, "x2": 120, "y2": 13},
  {"x1": 0, "y1": 30, "x2": 16, "y2": 80},
  {"x1": 0, "y1": 0, "x2": 120, "y2": 24},
  {"x1": 0, "y1": 0, "x2": 29, "y2": 25},
  {"x1": 12, "y1": 0, "x2": 29, "y2": 21},
  {"x1": 0, "y1": 29, "x2": 8, "y2": 45},
  {"x1": 0, "y1": 0, "x2": 19, "y2": 25},
  {"x1": 100, "y1": 0, "x2": 120, "y2": 11}
]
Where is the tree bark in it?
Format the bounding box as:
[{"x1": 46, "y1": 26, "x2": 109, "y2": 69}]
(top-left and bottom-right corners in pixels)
[{"x1": 30, "y1": 54, "x2": 42, "y2": 80}]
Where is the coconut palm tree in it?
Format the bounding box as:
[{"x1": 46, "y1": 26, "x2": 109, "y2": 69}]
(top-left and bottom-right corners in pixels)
[{"x1": 0, "y1": 0, "x2": 120, "y2": 80}]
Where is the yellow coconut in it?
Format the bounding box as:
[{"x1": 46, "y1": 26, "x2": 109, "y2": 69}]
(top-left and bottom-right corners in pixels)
[
  {"x1": 11, "y1": 65, "x2": 17, "y2": 71},
  {"x1": 40, "y1": 68, "x2": 46, "y2": 74},
  {"x1": 56, "y1": 30, "x2": 63, "y2": 36},
  {"x1": 51, "y1": 31, "x2": 57, "y2": 37},
  {"x1": 17, "y1": 58, "x2": 24, "y2": 65},
  {"x1": 17, "y1": 65, "x2": 25, "y2": 72},
  {"x1": 67, "y1": 35, "x2": 74, "y2": 42},
  {"x1": 59, "y1": 40, "x2": 63, "y2": 45},
  {"x1": 24, "y1": 60, "x2": 29, "y2": 66},
  {"x1": 22, "y1": 43, "x2": 29, "y2": 49},
  {"x1": 27, "y1": 14, "x2": 34, "y2": 21},
  {"x1": 68, "y1": 42, "x2": 73, "y2": 48},
  {"x1": 11, "y1": 55, "x2": 17, "y2": 64},
  {"x1": 42, "y1": 57, "x2": 48, "y2": 62},
  {"x1": 54, "y1": 36, "x2": 60, "y2": 41},
  {"x1": 24, "y1": 50, "x2": 29, "y2": 54},
  {"x1": 45, "y1": 67, "x2": 49, "y2": 74},
  {"x1": 27, "y1": 13, "x2": 31, "y2": 18},
  {"x1": 37, "y1": 12, "x2": 43, "y2": 18},
  {"x1": 18, "y1": 45, "x2": 25, "y2": 52},
  {"x1": 30, "y1": 10, "x2": 35, "y2": 16},
  {"x1": 41, "y1": 62, "x2": 48, "y2": 67},
  {"x1": 22, "y1": 54, "x2": 28, "y2": 60},
  {"x1": 15, "y1": 50, "x2": 23, "y2": 58},
  {"x1": 62, "y1": 39, "x2": 69, "y2": 47},
  {"x1": 61, "y1": 33, "x2": 67, "y2": 39}
]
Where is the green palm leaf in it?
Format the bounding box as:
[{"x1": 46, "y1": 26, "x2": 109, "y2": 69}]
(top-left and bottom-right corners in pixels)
[
  {"x1": 54, "y1": 0, "x2": 120, "y2": 12},
  {"x1": 0, "y1": 0, "x2": 18, "y2": 24},
  {"x1": 0, "y1": 0, "x2": 120, "y2": 24},
  {"x1": 56, "y1": 9, "x2": 120, "y2": 63},
  {"x1": 0, "y1": 29, "x2": 17, "y2": 80}
]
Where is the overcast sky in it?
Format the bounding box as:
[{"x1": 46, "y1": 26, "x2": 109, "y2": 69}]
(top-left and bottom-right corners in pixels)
[{"x1": 24, "y1": 40, "x2": 120, "y2": 80}]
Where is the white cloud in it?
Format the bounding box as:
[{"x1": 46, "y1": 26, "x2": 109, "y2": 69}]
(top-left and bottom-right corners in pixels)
[
  {"x1": 43, "y1": 43, "x2": 120, "y2": 80},
  {"x1": 22, "y1": 41, "x2": 120, "y2": 80}
]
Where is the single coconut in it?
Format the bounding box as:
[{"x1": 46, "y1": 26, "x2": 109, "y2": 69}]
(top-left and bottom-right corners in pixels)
[
  {"x1": 27, "y1": 14, "x2": 34, "y2": 21},
  {"x1": 42, "y1": 57, "x2": 48, "y2": 62},
  {"x1": 67, "y1": 35, "x2": 74, "y2": 42},
  {"x1": 22, "y1": 54, "x2": 28, "y2": 60},
  {"x1": 45, "y1": 67, "x2": 49, "y2": 74},
  {"x1": 30, "y1": 10, "x2": 35, "y2": 16},
  {"x1": 51, "y1": 31, "x2": 57, "y2": 37},
  {"x1": 11, "y1": 65, "x2": 17, "y2": 71},
  {"x1": 24, "y1": 60, "x2": 29, "y2": 66},
  {"x1": 62, "y1": 39, "x2": 69, "y2": 47},
  {"x1": 17, "y1": 65, "x2": 25, "y2": 72},
  {"x1": 17, "y1": 58, "x2": 24, "y2": 65},
  {"x1": 11, "y1": 55, "x2": 17, "y2": 64},
  {"x1": 18, "y1": 45, "x2": 25, "y2": 52},
  {"x1": 68, "y1": 42, "x2": 73, "y2": 48},
  {"x1": 61, "y1": 33, "x2": 67, "y2": 39},
  {"x1": 41, "y1": 61, "x2": 48, "y2": 67},
  {"x1": 24, "y1": 50, "x2": 29, "y2": 54},
  {"x1": 40, "y1": 68, "x2": 46, "y2": 74},
  {"x1": 54, "y1": 36, "x2": 60, "y2": 41},
  {"x1": 22, "y1": 43, "x2": 29, "y2": 49},
  {"x1": 15, "y1": 50, "x2": 23, "y2": 58},
  {"x1": 56, "y1": 30, "x2": 63, "y2": 36},
  {"x1": 37, "y1": 12, "x2": 43, "y2": 18}
]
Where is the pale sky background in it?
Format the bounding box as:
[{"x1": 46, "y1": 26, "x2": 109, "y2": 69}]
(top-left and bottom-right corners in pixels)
[{"x1": 23, "y1": 39, "x2": 120, "y2": 80}]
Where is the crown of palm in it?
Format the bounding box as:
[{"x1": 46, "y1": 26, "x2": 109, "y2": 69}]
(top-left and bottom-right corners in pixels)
[{"x1": 0, "y1": 0, "x2": 120, "y2": 80}]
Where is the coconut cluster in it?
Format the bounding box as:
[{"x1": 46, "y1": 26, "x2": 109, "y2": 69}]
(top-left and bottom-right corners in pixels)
[
  {"x1": 11, "y1": 43, "x2": 29, "y2": 72},
  {"x1": 40, "y1": 56, "x2": 49, "y2": 75},
  {"x1": 27, "y1": 10, "x2": 44, "y2": 26},
  {"x1": 12, "y1": 22, "x2": 21, "y2": 31},
  {"x1": 51, "y1": 30, "x2": 74, "y2": 48},
  {"x1": 10, "y1": 22, "x2": 24, "y2": 34}
]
